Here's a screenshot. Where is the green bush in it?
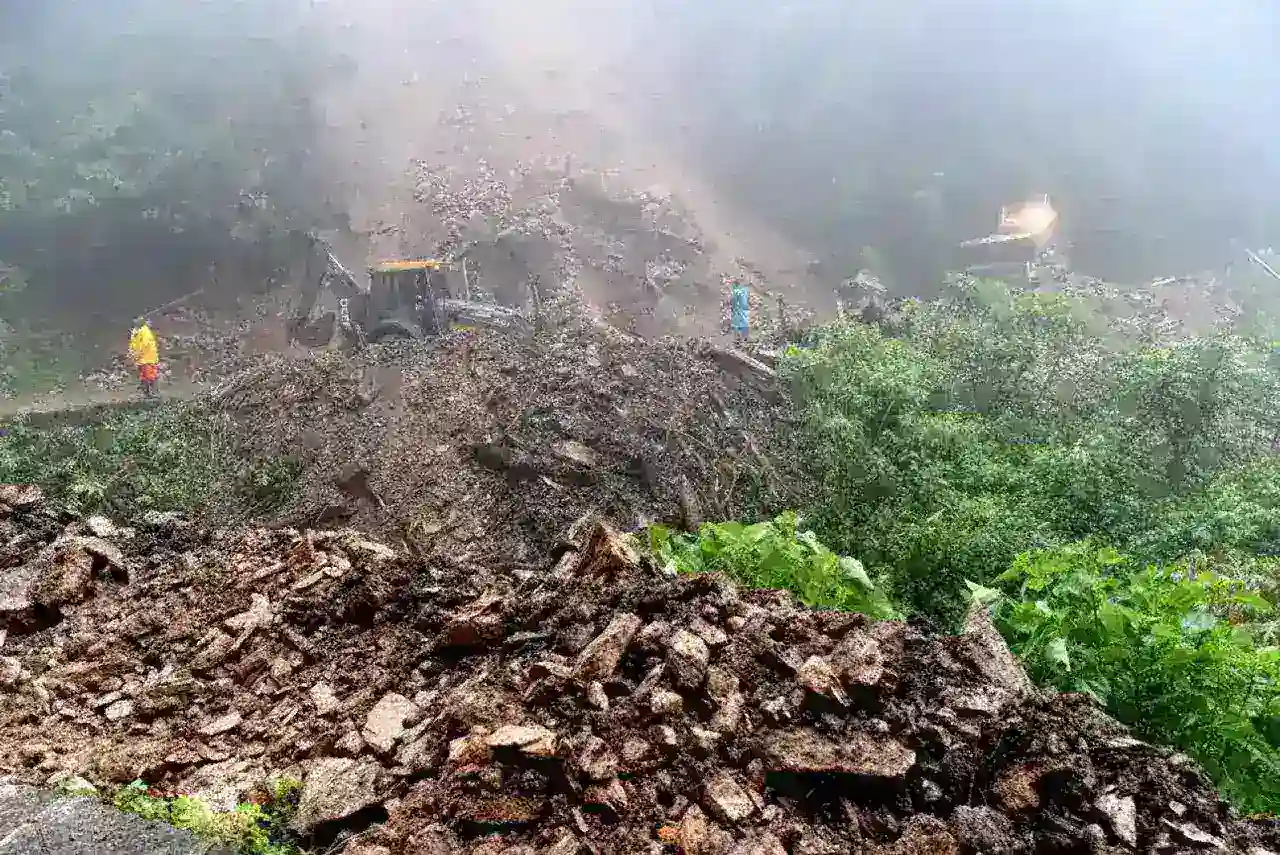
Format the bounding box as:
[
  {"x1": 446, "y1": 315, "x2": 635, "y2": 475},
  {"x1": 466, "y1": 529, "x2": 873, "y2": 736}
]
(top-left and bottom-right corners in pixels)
[
  {"x1": 113, "y1": 778, "x2": 303, "y2": 855},
  {"x1": 643, "y1": 512, "x2": 898, "y2": 619},
  {"x1": 983, "y1": 543, "x2": 1280, "y2": 814},
  {"x1": 0, "y1": 403, "x2": 301, "y2": 519}
]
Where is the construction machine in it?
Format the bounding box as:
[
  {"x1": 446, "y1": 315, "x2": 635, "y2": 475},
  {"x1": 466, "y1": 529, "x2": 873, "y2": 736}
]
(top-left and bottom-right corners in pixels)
[
  {"x1": 289, "y1": 237, "x2": 525, "y2": 348},
  {"x1": 958, "y1": 194, "x2": 1063, "y2": 282}
]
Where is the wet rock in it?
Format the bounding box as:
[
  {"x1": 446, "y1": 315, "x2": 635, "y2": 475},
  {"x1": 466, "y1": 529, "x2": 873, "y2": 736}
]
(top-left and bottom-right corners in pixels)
[
  {"x1": 883, "y1": 816, "x2": 959, "y2": 855},
  {"x1": 679, "y1": 805, "x2": 731, "y2": 855},
  {"x1": 797, "y1": 656, "x2": 848, "y2": 705},
  {"x1": 667, "y1": 629, "x2": 710, "y2": 691},
  {"x1": 309, "y1": 682, "x2": 340, "y2": 715},
  {"x1": 703, "y1": 773, "x2": 759, "y2": 824},
  {"x1": 1096, "y1": 792, "x2": 1137, "y2": 847},
  {"x1": 487, "y1": 724, "x2": 560, "y2": 758},
  {"x1": 572, "y1": 613, "x2": 641, "y2": 681},
  {"x1": 199, "y1": 711, "x2": 242, "y2": 737},
  {"x1": 291, "y1": 757, "x2": 382, "y2": 832},
  {"x1": 728, "y1": 833, "x2": 787, "y2": 855},
  {"x1": 831, "y1": 629, "x2": 883, "y2": 687},
  {"x1": 650, "y1": 689, "x2": 684, "y2": 718},
  {"x1": 362, "y1": 692, "x2": 418, "y2": 754},
  {"x1": 949, "y1": 805, "x2": 1014, "y2": 853},
  {"x1": 761, "y1": 729, "x2": 915, "y2": 777},
  {"x1": 440, "y1": 590, "x2": 506, "y2": 647},
  {"x1": 103, "y1": 700, "x2": 134, "y2": 722},
  {"x1": 0, "y1": 484, "x2": 44, "y2": 509}
]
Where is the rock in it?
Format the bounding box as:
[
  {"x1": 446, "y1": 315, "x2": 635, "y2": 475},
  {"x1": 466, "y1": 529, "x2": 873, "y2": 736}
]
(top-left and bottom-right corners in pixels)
[
  {"x1": 666, "y1": 629, "x2": 710, "y2": 691},
  {"x1": 362, "y1": 692, "x2": 418, "y2": 754},
  {"x1": 0, "y1": 484, "x2": 43, "y2": 509},
  {"x1": 487, "y1": 724, "x2": 560, "y2": 757},
  {"x1": 703, "y1": 774, "x2": 758, "y2": 824},
  {"x1": 585, "y1": 682, "x2": 608, "y2": 711},
  {"x1": 574, "y1": 736, "x2": 617, "y2": 781},
  {"x1": 335, "y1": 730, "x2": 366, "y2": 757},
  {"x1": 543, "y1": 834, "x2": 587, "y2": 855},
  {"x1": 1096, "y1": 793, "x2": 1137, "y2": 847},
  {"x1": 447, "y1": 730, "x2": 493, "y2": 767},
  {"x1": 269, "y1": 657, "x2": 294, "y2": 681},
  {"x1": 199, "y1": 711, "x2": 242, "y2": 737},
  {"x1": 32, "y1": 547, "x2": 95, "y2": 607},
  {"x1": 956, "y1": 604, "x2": 1031, "y2": 704},
  {"x1": 797, "y1": 656, "x2": 848, "y2": 705},
  {"x1": 728, "y1": 833, "x2": 787, "y2": 855},
  {"x1": 309, "y1": 682, "x2": 340, "y2": 715},
  {"x1": 190, "y1": 631, "x2": 234, "y2": 671},
  {"x1": 995, "y1": 764, "x2": 1041, "y2": 813},
  {"x1": 761, "y1": 729, "x2": 915, "y2": 777},
  {"x1": 949, "y1": 806, "x2": 1014, "y2": 853},
  {"x1": 291, "y1": 757, "x2": 382, "y2": 833},
  {"x1": 1166, "y1": 821, "x2": 1226, "y2": 850},
  {"x1": 66, "y1": 536, "x2": 129, "y2": 578},
  {"x1": 53, "y1": 775, "x2": 99, "y2": 798},
  {"x1": 103, "y1": 700, "x2": 134, "y2": 722},
  {"x1": 573, "y1": 613, "x2": 642, "y2": 681},
  {"x1": 679, "y1": 805, "x2": 731, "y2": 855},
  {"x1": 883, "y1": 816, "x2": 959, "y2": 855},
  {"x1": 85, "y1": 516, "x2": 119, "y2": 539},
  {"x1": 650, "y1": 690, "x2": 684, "y2": 717},
  {"x1": 225, "y1": 594, "x2": 272, "y2": 635},
  {"x1": 440, "y1": 591, "x2": 506, "y2": 647},
  {"x1": 830, "y1": 630, "x2": 883, "y2": 687},
  {"x1": 554, "y1": 440, "x2": 598, "y2": 467}
]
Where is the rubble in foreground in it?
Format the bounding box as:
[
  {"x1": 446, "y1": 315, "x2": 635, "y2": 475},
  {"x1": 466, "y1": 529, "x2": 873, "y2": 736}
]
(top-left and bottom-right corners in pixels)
[{"x1": 0, "y1": 489, "x2": 1277, "y2": 855}]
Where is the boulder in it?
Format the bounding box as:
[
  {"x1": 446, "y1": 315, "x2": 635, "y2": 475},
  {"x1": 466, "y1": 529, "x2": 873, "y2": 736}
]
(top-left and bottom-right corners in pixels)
[
  {"x1": 362, "y1": 693, "x2": 418, "y2": 754},
  {"x1": 291, "y1": 757, "x2": 382, "y2": 832}
]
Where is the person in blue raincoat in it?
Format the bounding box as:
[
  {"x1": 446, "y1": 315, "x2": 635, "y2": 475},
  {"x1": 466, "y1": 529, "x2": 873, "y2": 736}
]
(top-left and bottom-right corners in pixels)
[{"x1": 730, "y1": 280, "x2": 750, "y2": 343}]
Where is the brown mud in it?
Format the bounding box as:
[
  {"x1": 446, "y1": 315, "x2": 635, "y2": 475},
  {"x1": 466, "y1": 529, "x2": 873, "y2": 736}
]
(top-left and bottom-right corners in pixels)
[{"x1": 0, "y1": 488, "x2": 1276, "y2": 854}]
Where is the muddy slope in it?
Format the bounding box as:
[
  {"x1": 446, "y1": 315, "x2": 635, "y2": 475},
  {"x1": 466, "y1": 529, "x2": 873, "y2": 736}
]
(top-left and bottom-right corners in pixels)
[
  {"x1": 0, "y1": 491, "x2": 1276, "y2": 854},
  {"x1": 211, "y1": 317, "x2": 801, "y2": 560}
]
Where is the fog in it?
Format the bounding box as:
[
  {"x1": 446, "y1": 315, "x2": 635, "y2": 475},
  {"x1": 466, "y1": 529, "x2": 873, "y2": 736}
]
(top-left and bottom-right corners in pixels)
[{"x1": 3, "y1": 0, "x2": 1280, "y2": 331}]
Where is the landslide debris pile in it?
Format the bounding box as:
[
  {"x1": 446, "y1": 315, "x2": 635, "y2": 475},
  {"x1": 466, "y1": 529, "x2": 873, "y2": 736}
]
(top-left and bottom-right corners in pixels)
[
  {"x1": 1, "y1": 491, "x2": 1276, "y2": 854},
  {"x1": 213, "y1": 317, "x2": 798, "y2": 561}
]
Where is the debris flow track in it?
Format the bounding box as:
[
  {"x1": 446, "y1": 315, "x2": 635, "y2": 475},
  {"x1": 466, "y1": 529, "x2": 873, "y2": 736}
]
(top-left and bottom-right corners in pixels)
[{"x1": 0, "y1": 488, "x2": 1276, "y2": 854}]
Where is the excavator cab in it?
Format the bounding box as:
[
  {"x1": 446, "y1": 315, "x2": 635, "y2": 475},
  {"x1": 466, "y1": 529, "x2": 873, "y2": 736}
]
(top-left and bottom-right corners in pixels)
[{"x1": 365, "y1": 259, "x2": 455, "y2": 341}]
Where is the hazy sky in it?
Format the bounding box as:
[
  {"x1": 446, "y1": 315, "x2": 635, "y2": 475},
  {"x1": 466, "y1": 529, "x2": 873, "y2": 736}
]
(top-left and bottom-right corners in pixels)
[{"x1": 6, "y1": 0, "x2": 1280, "y2": 301}]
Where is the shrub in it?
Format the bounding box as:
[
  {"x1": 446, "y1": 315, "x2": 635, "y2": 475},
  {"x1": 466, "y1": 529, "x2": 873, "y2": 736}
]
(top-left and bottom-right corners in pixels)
[
  {"x1": 643, "y1": 512, "x2": 898, "y2": 619},
  {"x1": 984, "y1": 543, "x2": 1280, "y2": 814}
]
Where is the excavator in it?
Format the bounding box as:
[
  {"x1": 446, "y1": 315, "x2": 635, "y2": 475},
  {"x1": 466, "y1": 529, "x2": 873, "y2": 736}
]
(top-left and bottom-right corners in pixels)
[
  {"x1": 288, "y1": 237, "x2": 526, "y2": 349},
  {"x1": 958, "y1": 194, "x2": 1063, "y2": 282}
]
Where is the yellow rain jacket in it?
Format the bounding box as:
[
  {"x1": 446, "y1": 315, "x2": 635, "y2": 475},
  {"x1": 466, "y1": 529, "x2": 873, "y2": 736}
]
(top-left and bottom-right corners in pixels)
[{"x1": 129, "y1": 324, "x2": 158, "y2": 366}]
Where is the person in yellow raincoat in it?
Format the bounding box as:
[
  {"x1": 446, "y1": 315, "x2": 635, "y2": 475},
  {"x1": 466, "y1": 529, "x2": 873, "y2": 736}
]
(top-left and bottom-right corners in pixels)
[{"x1": 128, "y1": 317, "x2": 159, "y2": 398}]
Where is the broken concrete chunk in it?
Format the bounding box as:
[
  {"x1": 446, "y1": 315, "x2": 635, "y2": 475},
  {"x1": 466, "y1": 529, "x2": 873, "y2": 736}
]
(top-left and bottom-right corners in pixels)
[
  {"x1": 292, "y1": 757, "x2": 382, "y2": 832},
  {"x1": 309, "y1": 683, "x2": 341, "y2": 715},
  {"x1": 362, "y1": 692, "x2": 418, "y2": 754},
  {"x1": 199, "y1": 711, "x2": 242, "y2": 737},
  {"x1": 1096, "y1": 793, "x2": 1137, "y2": 847},
  {"x1": 487, "y1": 724, "x2": 560, "y2": 757},
  {"x1": 703, "y1": 774, "x2": 759, "y2": 825},
  {"x1": 572, "y1": 612, "x2": 642, "y2": 681},
  {"x1": 667, "y1": 629, "x2": 710, "y2": 691},
  {"x1": 762, "y1": 729, "x2": 915, "y2": 777}
]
